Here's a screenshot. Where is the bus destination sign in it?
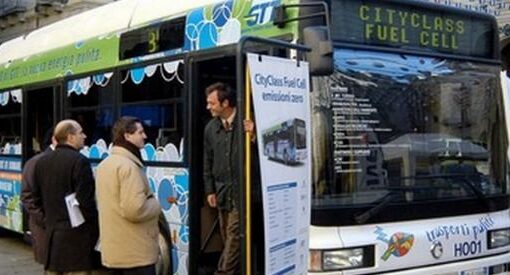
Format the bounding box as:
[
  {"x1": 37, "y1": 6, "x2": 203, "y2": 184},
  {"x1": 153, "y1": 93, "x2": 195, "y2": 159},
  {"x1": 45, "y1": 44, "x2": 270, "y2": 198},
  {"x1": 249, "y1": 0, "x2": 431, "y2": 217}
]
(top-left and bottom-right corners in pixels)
[{"x1": 331, "y1": 0, "x2": 496, "y2": 59}]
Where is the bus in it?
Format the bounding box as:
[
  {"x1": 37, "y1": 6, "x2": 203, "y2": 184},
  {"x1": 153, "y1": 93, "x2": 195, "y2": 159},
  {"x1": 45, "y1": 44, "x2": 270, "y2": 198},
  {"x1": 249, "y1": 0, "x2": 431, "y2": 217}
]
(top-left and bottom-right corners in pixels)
[
  {"x1": 0, "y1": 0, "x2": 508, "y2": 274},
  {"x1": 262, "y1": 118, "x2": 307, "y2": 165},
  {"x1": 308, "y1": 0, "x2": 510, "y2": 274}
]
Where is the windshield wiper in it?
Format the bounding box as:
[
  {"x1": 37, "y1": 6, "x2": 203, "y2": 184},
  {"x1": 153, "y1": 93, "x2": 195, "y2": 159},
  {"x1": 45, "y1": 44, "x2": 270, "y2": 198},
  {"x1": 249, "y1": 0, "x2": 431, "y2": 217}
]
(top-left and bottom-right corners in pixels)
[
  {"x1": 354, "y1": 192, "x2": 399, "y2": 224},
  {"x1": 353, "y1": 174, "x2": 492, "y2": 224},
  {"x1": 402, "y1": 174, "x2": 491, "y2": 209}
]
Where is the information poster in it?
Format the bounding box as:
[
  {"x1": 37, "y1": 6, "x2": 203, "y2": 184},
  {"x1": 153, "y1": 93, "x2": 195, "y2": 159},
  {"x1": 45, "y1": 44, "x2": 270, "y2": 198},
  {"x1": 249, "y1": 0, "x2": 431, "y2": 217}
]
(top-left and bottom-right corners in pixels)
[{"x1": 248, "y1": 53, "x2": 312, "y2": 275}]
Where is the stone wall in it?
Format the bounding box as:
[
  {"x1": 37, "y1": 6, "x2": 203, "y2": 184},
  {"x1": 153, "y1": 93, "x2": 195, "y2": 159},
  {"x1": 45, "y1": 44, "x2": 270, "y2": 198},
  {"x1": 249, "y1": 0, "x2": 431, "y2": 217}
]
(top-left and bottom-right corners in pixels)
[{"x1": 420, "y1": 0, "x2": 510, "y2": 40}]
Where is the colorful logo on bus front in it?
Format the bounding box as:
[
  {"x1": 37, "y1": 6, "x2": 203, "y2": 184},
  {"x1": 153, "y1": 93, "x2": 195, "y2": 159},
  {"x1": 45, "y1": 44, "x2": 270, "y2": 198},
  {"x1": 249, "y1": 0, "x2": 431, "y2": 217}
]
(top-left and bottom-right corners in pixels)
[
  {"x1": 246, "y1": 0, "x2": 280, "y2": 26},
  {"x1": 374, "y1": 226, "x2": 414, "y2": 261}
]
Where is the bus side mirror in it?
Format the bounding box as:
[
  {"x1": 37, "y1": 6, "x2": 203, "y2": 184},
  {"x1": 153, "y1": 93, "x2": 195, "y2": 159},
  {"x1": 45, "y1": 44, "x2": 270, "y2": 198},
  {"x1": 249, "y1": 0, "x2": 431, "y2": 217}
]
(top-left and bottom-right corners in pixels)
[{"x1": 303, "y1": 26, "x2": 333, "y2": 76}]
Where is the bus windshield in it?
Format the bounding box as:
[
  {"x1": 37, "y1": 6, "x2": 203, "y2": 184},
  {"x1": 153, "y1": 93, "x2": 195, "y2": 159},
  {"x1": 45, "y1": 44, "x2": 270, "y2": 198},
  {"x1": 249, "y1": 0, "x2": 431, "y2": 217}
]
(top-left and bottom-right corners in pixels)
[{"x1": 312, "y1": 48, "x2": 508, "y2": 218}]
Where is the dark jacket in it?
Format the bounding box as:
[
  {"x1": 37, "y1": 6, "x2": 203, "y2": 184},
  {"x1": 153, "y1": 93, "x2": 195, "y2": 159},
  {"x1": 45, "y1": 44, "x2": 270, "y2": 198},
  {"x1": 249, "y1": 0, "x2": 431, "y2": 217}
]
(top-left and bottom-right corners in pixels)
[
  {"x1": 21, "y1": 147, "x2": 52, "y2": 264},
  {"x1": 203, "y1": 116, "x2": 240, "y2": 210},
  {"x1": 32, "y1": 144, "x2": 100, "y2": 272}
]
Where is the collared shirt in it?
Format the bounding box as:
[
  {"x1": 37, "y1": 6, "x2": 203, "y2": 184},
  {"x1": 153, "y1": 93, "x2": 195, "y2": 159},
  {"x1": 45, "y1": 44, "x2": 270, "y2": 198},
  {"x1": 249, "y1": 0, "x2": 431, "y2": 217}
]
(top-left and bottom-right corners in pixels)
[{"x1": 221, "y1": 108, "x2": 236, "y2": 131}]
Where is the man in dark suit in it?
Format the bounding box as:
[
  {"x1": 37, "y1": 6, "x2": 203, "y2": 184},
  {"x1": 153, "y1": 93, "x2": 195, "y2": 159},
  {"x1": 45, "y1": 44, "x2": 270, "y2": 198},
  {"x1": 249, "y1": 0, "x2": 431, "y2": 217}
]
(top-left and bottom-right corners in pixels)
[
  {"x1": 32, "y1": 119, "x2": 101, "y2": 275},
  {"x1": 21, "y1": 134, "x2": 56, "y2": 265},
  {"x1": 203, "y1": 82, "x2": 255, "y2": 275}
]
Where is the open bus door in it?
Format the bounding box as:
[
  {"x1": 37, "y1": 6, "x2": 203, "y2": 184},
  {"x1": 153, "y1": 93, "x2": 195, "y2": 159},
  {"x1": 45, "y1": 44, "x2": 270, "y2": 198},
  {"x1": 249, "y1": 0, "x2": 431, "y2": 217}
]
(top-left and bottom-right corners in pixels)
[
  {"x1": 21, "y1": 83, "x2": 60, "y2": 237},
  {"x1": 187, "y1": 48, "x2": 242, "y2": 274},
  {"x1": 22, "y1": 84, "x2": 60, "y2": 162},
  {"x1": 187, "y1": 33, "x2": 330, "y2": 274}
]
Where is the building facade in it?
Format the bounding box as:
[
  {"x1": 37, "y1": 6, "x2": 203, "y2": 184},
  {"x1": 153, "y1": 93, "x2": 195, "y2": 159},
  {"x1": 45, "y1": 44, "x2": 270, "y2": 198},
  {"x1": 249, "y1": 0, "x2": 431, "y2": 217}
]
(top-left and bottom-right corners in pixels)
[
  {"x1": 2, "y1": 0, "x2": 510, "y2": 59},
  {"x1": 0, "y1": 0, "x2": 114, "y2": 44}
]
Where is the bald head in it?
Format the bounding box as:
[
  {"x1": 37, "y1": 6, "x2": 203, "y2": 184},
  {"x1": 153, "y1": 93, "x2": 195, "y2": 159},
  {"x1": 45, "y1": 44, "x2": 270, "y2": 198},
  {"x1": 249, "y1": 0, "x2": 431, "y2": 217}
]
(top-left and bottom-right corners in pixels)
[{"x1": 53, "y1": 120, "x2": 86, "y2": 149}]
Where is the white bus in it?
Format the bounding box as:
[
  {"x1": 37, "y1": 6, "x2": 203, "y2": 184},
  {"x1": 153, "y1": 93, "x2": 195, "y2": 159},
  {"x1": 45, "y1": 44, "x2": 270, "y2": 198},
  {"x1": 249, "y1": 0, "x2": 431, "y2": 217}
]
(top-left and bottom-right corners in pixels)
[{"x1": 0, "y1": 0, "x2": 508, "y2": 274}]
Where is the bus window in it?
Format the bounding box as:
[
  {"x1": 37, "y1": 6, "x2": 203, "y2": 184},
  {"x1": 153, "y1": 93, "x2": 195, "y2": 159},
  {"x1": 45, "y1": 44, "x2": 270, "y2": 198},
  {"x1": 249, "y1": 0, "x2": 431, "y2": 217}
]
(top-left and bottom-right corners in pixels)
[
  {"x1": 0, "y1": 89, "x2": 23, "y2": 233},
  {"x1": 66, "y1": 72, "x2": 115, "y2": 159},
  {"x1": 120, "y1": 61, "x2": 185, "y2": 163},
  {"x1": 121, "y1": 61, "x2": 183, "y2": 102},
  {"x1": 0, "y1": 89, "x2": 21, "y2": 156},
  {"x1": 312, "y1": 48, "x2": 507, "y2": 217},
  {"x1": 25, "y1": 86, "x2": 56, "y2": 159}
]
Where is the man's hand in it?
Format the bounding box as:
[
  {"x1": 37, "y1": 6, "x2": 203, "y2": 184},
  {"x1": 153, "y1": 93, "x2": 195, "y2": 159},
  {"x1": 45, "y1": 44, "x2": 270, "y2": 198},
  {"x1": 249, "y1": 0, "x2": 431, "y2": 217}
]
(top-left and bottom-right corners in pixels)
[
  {"x1": 244, "y1": 119, "x2": 256, "y2": 142},
  {"x1": 207, "y1": 194, "x2": 217, "y2": 208}
]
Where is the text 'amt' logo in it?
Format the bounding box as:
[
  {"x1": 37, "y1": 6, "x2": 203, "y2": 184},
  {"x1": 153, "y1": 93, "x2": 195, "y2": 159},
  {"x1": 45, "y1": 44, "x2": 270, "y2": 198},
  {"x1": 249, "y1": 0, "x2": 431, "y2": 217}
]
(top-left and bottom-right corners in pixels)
[{"x1": 246, "y1": 0, "x2": 280, "y2": 26}]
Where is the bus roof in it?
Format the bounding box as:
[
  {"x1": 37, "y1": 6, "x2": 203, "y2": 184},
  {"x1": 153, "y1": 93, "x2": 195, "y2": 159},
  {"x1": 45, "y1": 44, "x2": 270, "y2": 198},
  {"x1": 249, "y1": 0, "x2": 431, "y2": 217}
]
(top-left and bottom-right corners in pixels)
[
  {"x1": 0, "y1": 0, "x2": 223, "y2": 65},
  {"x1": 0, "y1": 0, "x2": 298, "y2": 90}
]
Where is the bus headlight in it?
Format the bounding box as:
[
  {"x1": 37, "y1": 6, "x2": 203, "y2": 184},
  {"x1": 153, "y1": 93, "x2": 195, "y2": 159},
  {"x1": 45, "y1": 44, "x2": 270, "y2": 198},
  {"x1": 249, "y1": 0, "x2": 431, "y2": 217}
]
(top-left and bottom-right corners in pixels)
[
  {"x1": 308, "y1": 246, "x2": 374, "y2": 272},
  {"x1": 488, "y1": 228, "x2": 510, "y2": 249}
]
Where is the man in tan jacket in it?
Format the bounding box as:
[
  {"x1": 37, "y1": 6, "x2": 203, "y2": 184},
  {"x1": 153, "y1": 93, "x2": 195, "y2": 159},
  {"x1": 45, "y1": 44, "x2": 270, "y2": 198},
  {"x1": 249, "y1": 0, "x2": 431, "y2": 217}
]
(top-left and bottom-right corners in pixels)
[{"x1": 96, "y1": 116, "x2": 161, "y2": 275}]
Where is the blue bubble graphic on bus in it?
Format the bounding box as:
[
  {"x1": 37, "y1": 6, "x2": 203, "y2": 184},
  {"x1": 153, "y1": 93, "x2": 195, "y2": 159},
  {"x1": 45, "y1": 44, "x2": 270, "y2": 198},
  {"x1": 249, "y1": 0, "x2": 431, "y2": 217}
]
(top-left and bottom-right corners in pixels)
[
  {"x1": 212, "y1": 0, "x2": 233, "y2": 27},
  {"x1": 184, "y1": 0, "x2": 240, "y2": 51},
  {"x1": 143, "y1": 144, "x2": 156, "y2": 161},
  {"x1": 148, "y1": 177, "x2": 156, "y2": 193},
  {"x1": 158, "y1": 178, "x2": 174, "y2": 210},
  {"x1": 179, "y1": 226, "x2": 189, "y2": 246},
  {"x1": 92, "y1": 73, "x2": 106, "y2": 85},
  {"x1": 130, "y1": 67, "x2": 146, "y2": 85},
  {"x1": 89, "y1": 145, "x2": 101, "y2": 159},
  {"x1": 184, "y1": 8, "x2": 205, "y2": 50},
  {"x1": 199, "y1": 22, "x2": 218, "y2": 49},
  {"x1": 0, "y1": 92, "x2": 9, "y2": 106}
]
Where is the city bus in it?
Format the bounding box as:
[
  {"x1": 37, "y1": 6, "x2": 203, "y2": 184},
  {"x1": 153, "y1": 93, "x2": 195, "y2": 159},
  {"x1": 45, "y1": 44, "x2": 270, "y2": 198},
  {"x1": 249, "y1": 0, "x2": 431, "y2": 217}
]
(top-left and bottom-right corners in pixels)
[
  {"x1": 0, "y1": 0, "x2": 508, "y2": 275},
  {"x1": 262, "y1": 118, "x2": 307, "y2": 165},
  {"x1": 308, "y1": 0, "x2": 510, "y2": 274}
]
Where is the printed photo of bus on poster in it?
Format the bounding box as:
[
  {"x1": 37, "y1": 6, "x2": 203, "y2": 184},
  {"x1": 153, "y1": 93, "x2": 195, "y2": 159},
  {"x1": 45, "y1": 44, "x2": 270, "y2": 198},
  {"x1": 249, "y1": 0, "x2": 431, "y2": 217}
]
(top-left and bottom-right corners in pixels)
[{"x1": 262, "y1": 118, "x2": 307, "y2": 165}]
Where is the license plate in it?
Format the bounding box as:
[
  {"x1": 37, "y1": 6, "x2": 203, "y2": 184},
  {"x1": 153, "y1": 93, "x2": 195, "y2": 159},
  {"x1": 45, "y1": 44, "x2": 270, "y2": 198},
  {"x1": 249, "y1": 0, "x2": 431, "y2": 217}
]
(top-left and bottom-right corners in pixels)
[{"x1": 460, "y1": 267, "x2": 488, "y2": 275}]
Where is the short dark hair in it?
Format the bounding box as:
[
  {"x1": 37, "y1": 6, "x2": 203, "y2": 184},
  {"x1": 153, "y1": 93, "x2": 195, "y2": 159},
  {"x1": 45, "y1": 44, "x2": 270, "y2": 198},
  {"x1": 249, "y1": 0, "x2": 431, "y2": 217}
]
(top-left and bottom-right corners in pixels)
[
  {"x1": 205, "y1": 82, "x2": 236, "y2": 107},
  {"x1": 112, "y1": 116, "x2": 142, "y2": 145}
]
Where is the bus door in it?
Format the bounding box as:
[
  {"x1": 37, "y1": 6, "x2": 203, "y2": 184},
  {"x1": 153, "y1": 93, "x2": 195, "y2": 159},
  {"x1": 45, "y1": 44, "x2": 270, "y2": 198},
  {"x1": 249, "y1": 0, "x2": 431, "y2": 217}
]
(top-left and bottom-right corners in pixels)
[
  {"x1": 22, "y1": 84, "x2": 60, "y2": 162},
  {"x1": 187, "y1": 52, "x2": 238, "y2": 275}
]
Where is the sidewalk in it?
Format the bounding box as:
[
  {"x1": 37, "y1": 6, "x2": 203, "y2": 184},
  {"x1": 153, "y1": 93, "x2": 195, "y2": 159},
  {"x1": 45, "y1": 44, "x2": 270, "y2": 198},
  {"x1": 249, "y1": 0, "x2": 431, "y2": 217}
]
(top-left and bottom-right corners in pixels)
[{"x1": 0, "y1": 230, "x2": 43, "y2": 275}]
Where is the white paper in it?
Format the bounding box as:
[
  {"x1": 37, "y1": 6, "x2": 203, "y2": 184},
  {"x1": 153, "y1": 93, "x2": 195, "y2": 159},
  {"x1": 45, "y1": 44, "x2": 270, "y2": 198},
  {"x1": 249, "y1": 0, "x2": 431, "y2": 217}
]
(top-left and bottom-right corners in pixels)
[
  {"x1": 248, "y1": 54, "x2": 312, "y2": 275},
  {"x1": 94, "y1": 238, "x2": 101, "y2": 252},
  {"x1": 64, "y1": 192, "x2": 85, "y2": 227}
]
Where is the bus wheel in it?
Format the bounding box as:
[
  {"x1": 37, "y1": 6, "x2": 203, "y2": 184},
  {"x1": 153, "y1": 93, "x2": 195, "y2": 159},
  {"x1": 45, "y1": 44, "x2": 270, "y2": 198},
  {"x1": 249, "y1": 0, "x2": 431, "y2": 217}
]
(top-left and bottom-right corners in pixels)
[
  {"x1": 156, "y1": 232, "x2": 172, "y2": 275},
  {"x1": 284, "y1": 151, "x2": 289, "y2": 165}
]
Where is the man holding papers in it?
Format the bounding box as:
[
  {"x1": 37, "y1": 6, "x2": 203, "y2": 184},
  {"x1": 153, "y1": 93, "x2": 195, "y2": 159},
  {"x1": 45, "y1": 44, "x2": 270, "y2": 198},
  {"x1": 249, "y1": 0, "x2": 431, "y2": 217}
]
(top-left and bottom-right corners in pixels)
[{"x1": 32, "y1": 119, "x2": 101, "y2": 275}]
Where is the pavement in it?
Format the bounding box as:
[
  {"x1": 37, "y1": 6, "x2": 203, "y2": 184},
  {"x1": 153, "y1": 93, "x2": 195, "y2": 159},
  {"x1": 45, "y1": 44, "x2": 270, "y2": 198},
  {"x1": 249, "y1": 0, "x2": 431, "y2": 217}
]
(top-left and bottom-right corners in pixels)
[{"x1": 0, "y1": 229, "x2": 43, "y2": 275}]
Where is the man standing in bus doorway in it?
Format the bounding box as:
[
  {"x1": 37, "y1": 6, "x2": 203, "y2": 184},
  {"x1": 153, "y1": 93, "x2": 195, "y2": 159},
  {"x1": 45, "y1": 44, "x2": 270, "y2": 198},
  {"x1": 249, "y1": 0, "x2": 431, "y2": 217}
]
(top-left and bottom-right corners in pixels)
[
  {"x1": 203, "y1": 82, "x2": 255, "y2": 275},
  {"x1": 95, "y1": 116, "x2": 161, "y2": 275},
  {"x1": 32, "y1": 119, "x2": 101, "y2": 275},
  {"x1": 21, "y1": 133, "x2": 57, "y2": 266}
]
